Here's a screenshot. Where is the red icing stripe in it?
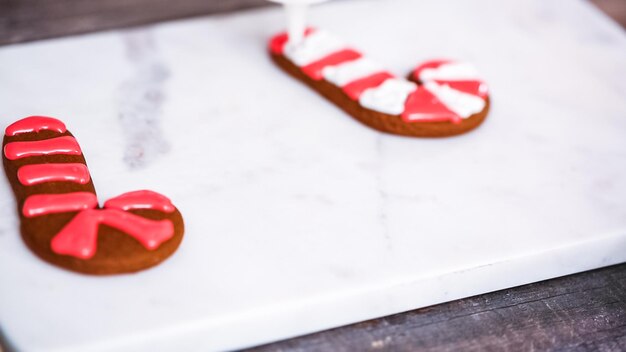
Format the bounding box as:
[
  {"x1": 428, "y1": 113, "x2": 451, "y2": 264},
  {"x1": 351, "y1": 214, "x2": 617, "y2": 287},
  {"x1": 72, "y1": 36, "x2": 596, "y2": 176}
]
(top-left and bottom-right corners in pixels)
[
  {"x1": 3, "y1": 115, "x2": 178, "y2": 259},
  {"x1": 5, "y1": 116, "x2": 67, "y2": 137},
  {"x1": 402, "y1": 87, "x2": 461, "y2": 124},
  {"x1": 342, "y1": 72, "x2": 395, "y2": 100},
  {"x1": 412, "y1": 59, "x2": 452, "y2": 81},
  {"x1": 17, "y1": 163, "x2": 90, "y2": 186},
  {"x1": 3, "y1": 136, "x2": 82, "y2": 160},
  {"x1": 301, "y1": 49, "x2": 362, "y2": 80},
  {"x1": 104, "y1": 190, "x2": 176, "y2": 213},
  {"x1": 434, "y1": 80, "x2": 489, "y2": 99},
  {"x1": 22, "y1": 192, "x2": 97, "y2": 218},
  {"x1": 269, "y1": 28, "x2": 316, "y2": 55},
  {"x1": 50, "y1": 209, "x2": 174, "y2": 259}
]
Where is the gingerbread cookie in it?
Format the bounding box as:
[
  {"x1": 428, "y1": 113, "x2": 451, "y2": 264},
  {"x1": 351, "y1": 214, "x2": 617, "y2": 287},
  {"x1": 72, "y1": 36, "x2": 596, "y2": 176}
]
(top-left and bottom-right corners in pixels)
[
  {"x1": 269, "y1": 29, "x2": 490, "y2": 137},
  {"x1": 2, "y1": 116, "x2": 184, "y2": 275}
]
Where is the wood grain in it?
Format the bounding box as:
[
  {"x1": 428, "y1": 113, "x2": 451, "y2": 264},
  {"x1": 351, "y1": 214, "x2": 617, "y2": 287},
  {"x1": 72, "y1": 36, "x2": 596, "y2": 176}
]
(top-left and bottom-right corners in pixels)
[
  {"x1": 0, "y1": 0, "x2": 270, "y2": 45},
  {"x1": 248, "y1": 263, "x2": 626, "y2": 352},
  {"x1": 591, "y1": 0, "x2": 626, "y2": 27},
  {"x1": 0, "y1": 1, "x2": 625, "y2": 351},
  {"x1": 0, "y1": 0, "x2": 625, "y2": 46}
]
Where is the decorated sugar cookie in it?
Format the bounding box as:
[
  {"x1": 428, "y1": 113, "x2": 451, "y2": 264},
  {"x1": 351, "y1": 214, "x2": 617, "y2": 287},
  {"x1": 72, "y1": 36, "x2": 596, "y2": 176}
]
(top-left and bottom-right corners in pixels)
[
  {"x1": 269, "y1": 28, "x2": 490, "y2": 137},
  {"x1": 2, "y1": 116, "x2": 184, "y2": 275}
]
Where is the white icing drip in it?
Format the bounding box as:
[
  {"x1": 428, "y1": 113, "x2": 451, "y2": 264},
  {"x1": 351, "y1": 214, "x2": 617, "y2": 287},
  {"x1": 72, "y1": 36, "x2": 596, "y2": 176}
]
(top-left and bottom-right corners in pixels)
[
  {"x1": 359, "y1": 78, "x2": 417, "y2": 115},
  {"x1": 284, "y1": 3, "x2": 308, "y2": 46},
  {"x1": 322, "y1": 57, "x2": 382, "y2": 86},
  {"x1": 419, "y1": 62, "x2": 481, "y2": 82},
  {"x1": 424, "y1": 81, "x2": 485, "y2": 118},
  {"x1": 283, "y1": 30, "x2": 345, "y2": 66}
]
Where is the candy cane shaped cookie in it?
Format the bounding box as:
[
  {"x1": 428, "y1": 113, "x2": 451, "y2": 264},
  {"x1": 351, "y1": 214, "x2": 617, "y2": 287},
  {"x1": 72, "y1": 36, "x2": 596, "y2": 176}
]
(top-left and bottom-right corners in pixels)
[
  {"x1": 269, "y1": 29, "x2": 490, "y2": 137},
  {"x1": 2, "y1": 116, "x2": 184, "y2": 275}
]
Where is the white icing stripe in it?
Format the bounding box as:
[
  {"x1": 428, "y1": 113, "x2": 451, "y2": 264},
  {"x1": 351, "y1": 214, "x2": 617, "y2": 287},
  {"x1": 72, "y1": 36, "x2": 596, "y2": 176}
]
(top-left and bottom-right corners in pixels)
[
  {"x1": 322, "y1": 57, "x2": 383, "y2": 86},
  {"x1": 277, "y1": 29, "x2": 488, "y2": 119},
  {"x1": 419, "y1": 62, "x2": 481, "y2": 82},
  {"x1": 283, "y1": 30, "x2": 346, "y2": 66},
  {"x1": 424, "y1": 82, "x2": 485, "y2": 118},
  {"x1": 359, "y1": 78, "x2": 417, "y2": 115}
]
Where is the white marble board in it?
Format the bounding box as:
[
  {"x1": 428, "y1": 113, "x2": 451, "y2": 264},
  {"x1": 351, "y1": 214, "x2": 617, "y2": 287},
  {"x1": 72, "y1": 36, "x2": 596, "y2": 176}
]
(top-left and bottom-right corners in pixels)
[{"x1": 1, "y1": 0, "x2": 625, "y2": 350}]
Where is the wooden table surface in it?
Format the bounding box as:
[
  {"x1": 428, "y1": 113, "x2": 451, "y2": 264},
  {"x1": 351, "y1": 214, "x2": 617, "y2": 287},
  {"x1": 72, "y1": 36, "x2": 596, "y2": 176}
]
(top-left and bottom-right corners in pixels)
[{"x1": 0, "y1": 1, "x2": 625, "y2": 351}]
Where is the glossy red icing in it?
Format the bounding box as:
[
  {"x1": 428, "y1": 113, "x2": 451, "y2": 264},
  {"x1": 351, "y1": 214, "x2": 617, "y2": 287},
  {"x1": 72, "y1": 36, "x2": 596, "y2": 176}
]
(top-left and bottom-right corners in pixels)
[
  {"x1": 22, "y1": 192, "x2": 97, "y2": 218},
  {"x1": 5, "y1": 116, "x2": 67, "y2": 136},
  {"x1": 413, "y1": 60, "x2": 489, "y2": 98},
  {"x1": 50, "y1": 209, "x2": 174, "y2": 259},
  {"x1": 402, "y1": 87, "x2": 461, "y2": 124},
  {"x1": 434, "y1": 80, "x2": 489, "y2": 99},
  {"x1": 4, "y1": 115, "x2": 178, "y2": 260},
  {"x1": 342, "y1": 72, "x2": 395, "y2": 100},
  {"x1": 301, "y1": 49, "x2": 362, "y2": 80},
  {"x1": 3, "y1": 136, "x2": 82, "y2": 160},
  {"x1": 17, "y1": 163, "x2": 90, "y2": 186},
  {"x1": 269, "y1": 28, "x2": 488, "y2": 124},
  {"x1": 269, "y1": 28, "x2": 315, "y2": 54},
  {"x1": 104, "y1": 190, "x2": 176, "y2": 213}
]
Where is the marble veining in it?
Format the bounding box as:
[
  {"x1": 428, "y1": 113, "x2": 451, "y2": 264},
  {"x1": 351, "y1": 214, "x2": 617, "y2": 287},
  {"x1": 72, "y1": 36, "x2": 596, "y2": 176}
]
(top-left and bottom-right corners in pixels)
[
  {"x1": 0, "y1": 0, "x2": 625, "y2": 351},
  {"x1": 118, "y1": 29, "x2": 171, "y2": 169}
]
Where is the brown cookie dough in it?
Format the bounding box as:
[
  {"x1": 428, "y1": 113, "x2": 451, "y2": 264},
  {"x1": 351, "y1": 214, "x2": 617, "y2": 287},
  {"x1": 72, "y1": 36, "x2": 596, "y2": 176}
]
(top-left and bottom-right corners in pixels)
[
  {"x1": 269, "y1": 30, "x2": 490, "y2": 137},
  {"x1": 3, "y1": 116, "x2": 184, "y2": 275}
]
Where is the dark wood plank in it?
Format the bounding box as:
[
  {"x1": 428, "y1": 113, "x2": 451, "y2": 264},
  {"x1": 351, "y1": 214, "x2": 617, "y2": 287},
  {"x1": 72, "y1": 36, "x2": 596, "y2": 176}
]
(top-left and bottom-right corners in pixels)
[
  {"x1": 0, "y1": 0, "x2": 625, "y2": 46},
  {"x1": 591, "y1": 0, "x2": 626, "y2": 27},
  {"x1": 247, "y1": 264, "x2": 626, "y2": 352},
  {"x1": 0, "y1": 1, "x2": 625, "y2": 351},
  {"x1": 0, "y1": 0, "x2": 270, "y2": 45}
]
